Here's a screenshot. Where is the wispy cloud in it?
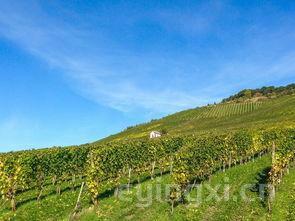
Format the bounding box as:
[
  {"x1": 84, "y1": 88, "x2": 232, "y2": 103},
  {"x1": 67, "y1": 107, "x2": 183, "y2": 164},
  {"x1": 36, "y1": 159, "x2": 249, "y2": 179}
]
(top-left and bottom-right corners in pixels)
[
  {"x1": 0, "y1": 1, "x2": 294, "y2": 115},
  {"x1": 0, "y1": 1, "x2": 214, "y2": 114}
]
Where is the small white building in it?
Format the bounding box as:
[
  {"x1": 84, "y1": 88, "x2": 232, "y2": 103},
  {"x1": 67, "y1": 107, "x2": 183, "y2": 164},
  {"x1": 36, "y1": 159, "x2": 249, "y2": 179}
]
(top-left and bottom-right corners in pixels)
[{"x1": 150, "y1": 131, "x2": 161, "y2": 139}]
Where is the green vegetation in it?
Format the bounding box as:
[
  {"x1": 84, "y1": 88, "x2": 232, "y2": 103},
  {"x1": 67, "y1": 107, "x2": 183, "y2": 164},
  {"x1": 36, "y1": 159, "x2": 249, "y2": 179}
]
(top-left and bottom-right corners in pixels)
[
  {"x1": 171, "y1": 128, "x2": 295, "y2": 213},
  {"x1": 79, "y1": 155, "x2": 295, "y2": 221},
  {"x1": 86, "y1": 137, "x2": 183, "y2": 206},
  {"x1": 0, "y1": 178, "x2": 89, "y2": 221},
  {"x1": 1, "y1": 128, "x2": 293, "y2": 220},
  {"x1": 222, "y1": 83, "x2": 295, "y2": 103},
  {"x1": 1, "y1": 154, "x2": 294, "y2": 220},
  {"x1": 102, "y1": 94, "x2": 295, "y2": 142},
  {"x1": 0, "y1": 84, "x2": 295, "y2": 220},
  {"x1": 0, "y1": 146, "x2": 89, "y2": 212}
]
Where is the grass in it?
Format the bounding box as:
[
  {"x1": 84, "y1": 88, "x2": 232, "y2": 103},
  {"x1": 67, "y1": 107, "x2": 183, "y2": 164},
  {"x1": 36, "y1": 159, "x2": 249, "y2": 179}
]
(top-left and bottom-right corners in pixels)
[
  {"x1": 271, "y1": 166, "x2": 295, "y2": 220},
  {"x1": 0, "y1": 179, "x2": 92, "y2": 221}
]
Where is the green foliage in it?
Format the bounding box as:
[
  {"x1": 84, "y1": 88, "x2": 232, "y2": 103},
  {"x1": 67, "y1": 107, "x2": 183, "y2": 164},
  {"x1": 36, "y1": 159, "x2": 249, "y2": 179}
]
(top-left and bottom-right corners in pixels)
[
  {"x1": 171, "y1": 128, "x2": 295, "y2": 204},
  {"x1": 78, "y1": 155, "x2": 279, "y2": 221},
  {"x1": 0, "y1": 156, "x2": 26, "y2": 211},
  {"x1": 86, "y1": 137, "x2": 184, "y2": 204},
  {"x1": 222, "y1": 83, "x2": 295, "y2": 103},
  {"x1": 160, "y1": 128, "x2": 168, "y2": 135},
  {"x1": 266, "y1": 128, "x2": 295, "y2": 187},
  {"x1": 0, "y1": 146, "x2": 89, "y2": 211}
]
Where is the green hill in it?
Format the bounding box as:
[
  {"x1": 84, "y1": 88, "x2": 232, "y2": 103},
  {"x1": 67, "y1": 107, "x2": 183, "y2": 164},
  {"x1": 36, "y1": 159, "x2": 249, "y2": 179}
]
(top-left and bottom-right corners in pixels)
[{"x1": 102, "y1": 92, "x2": 295, "y2": 142}]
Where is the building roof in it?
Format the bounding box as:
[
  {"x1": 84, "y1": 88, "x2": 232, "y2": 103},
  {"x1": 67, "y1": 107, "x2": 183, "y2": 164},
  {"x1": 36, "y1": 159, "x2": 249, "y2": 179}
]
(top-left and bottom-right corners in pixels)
[{"x1": 150, "y1": 131, "x2": 161, "y2": 134}]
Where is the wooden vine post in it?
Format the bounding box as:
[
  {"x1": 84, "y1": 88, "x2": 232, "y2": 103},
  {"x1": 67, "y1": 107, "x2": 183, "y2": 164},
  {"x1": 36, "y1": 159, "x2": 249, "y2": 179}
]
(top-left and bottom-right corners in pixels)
[
  {"x1": 268, "y1": 141, "x2": 276, "y2": 212},
  {"x1": 127, "y1": 167, "x2": 132, "y2": 192},
  {"x1": 72, "y1": 182, "x2": 85, "y2": 217},
  {"x1": 151, "y1": 161, "x2": 156, "y2": 180},
  {"x1": 229, "y1": 152, "x2": 232, "y2": 168}
]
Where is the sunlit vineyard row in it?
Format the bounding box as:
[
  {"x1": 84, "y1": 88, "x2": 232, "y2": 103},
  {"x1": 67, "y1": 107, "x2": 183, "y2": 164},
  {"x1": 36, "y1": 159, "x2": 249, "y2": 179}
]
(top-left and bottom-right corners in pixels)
[{"x1": 189, "y1": 102, "x2": 263, "y2": 120}]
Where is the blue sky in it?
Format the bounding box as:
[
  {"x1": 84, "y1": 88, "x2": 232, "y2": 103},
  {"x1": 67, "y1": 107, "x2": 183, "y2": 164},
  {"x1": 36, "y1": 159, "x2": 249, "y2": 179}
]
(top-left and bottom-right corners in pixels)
[{"x1": 0, "y1": 0, "x2": 295, "y2": 151}]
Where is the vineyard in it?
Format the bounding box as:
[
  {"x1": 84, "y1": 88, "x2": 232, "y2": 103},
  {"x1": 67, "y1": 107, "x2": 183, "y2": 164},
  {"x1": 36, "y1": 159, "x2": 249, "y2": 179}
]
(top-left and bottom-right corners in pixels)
[
  {"x1": 0, "y1": 91, "x2": 295, "y2": 220},
  {"x1": 0, "y1": 126, "x2": 294, "y2": 220},
  {"x1": 182, "y1": 102, "x2": 263, "y2": 120},
  {"x1": 86, "y1": 137, "x2": 183, "y2": 206},
  {"x1": 170, "y1": 128, "x2": 295, "y2": 213},
  {"x1": 0, "y1": 146, "x2": 89, "y2": 212}
]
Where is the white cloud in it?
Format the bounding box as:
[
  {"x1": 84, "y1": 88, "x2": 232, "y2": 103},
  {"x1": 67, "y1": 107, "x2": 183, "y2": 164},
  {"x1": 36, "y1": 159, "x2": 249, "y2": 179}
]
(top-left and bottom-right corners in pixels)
[
  {"x1": 0, "y1": 1, "x2": 294, "y2": 116},
  {"x1": 0, "y1": 1, "x2": 210, "y2": 114}
]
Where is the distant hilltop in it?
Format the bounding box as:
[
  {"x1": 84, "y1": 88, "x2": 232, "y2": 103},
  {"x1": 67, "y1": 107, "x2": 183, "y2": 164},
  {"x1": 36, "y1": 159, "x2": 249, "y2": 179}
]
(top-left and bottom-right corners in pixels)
[{"x1": 222, "y1": 83, "x2": 295, "y2": 103}]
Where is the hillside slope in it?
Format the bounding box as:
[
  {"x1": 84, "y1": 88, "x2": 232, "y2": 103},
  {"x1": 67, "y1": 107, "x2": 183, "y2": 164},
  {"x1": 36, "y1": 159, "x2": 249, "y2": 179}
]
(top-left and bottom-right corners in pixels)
[
  {"x1": 101, "y1": 93, "x2": 295, "y2": 142},
  {"x1": 2, "y1": 155, "x2": 294, "y2": 220},
  {"x1": 1, "y1": 84, "x2": 294, "y2": 221},
  {"x1": 79, "y1": 155, "x2": 295, "y2": 221}
]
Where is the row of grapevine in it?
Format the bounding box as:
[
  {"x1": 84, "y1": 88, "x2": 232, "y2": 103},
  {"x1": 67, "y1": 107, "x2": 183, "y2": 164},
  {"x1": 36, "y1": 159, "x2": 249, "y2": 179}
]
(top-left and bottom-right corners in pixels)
[
  {"x1": 171, "y1": 101, "x2": 264, "y2": 122},
  {"x1": 263, "y1": 128, "x2": 295, "y2": 210},
  {"x1": 188, "y1": 102, "x2": 263, "y2": 120},
  {"x1": 169, "y1": 129, "x2": 291, "y2": 206},
  {"x1": 170, "y1": 128, "x2": 295, "y2": 209},
  {"x1": 0, "y1": 146, "x2": 89, "y2": 211},
  {"x1": 264, "y1": 128, "x2": 295, "y2": 186},
  {"x1": 1, "y1": 135, "x2": 181, "y2": 211},
  {"x1": 86, "y1": 137, "x2": 184, "y2": 205}
]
